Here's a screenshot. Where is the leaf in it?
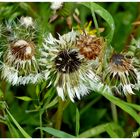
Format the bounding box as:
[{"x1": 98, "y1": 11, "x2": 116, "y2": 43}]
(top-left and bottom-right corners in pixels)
[
  {"x1": 105, "y1": 123, "x2": 119, "y2": 138},
  {"x1": 37, "y1": 127, "x2": 75, "y2": 138},
  {"x1": 6, "y1": 117, "x2": 20, "y2": 138},
  {"x1": 102, "y1": 93, "x2": 140, "y2": 125},
  {"x1": 81, "y1": 2, "x2": 115, "y2": 43},
  {"x1": 78, "y1": 122, "x2": 122, "y2": 138},
  {"x1": 6, "y1": 108, "x2": 31, "y2": 138},
  {"x1": 43, "y1": 97, "x2": 58, "y2": 110},
  {"x1": 76, "y1": 107, "x2": 80, "y2": 136},
  {"x1": 16, "y1": 96, "x2": 32, "y2": 102},
  {"x1": 124, "y1": 102, "x2": 140, "y2": 112}
]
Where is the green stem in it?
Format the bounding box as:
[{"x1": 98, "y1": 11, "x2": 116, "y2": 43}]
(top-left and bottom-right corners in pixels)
[
  {"x1": 111, "y1": 103, "x2": 118, "y2": 123},
  {"x1": 126, "y1": 94, "x2": 132, "y2": 103},
  {"x1": 91, "y1": 8, "x2": 100, "y2": 36},
  {"x1": 55, "y1": 98, "x2": 64, "y2": 130},
  {"x1": 80, "y1": 95, "x2": 102, "y2": 115},
  {"x1": 39, "y1": 110, "x2": 43, "y2": 138}
]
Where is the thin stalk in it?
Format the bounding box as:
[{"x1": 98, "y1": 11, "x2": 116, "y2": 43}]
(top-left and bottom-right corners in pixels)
[
  {"x1": 91, "y1": 8, "x2": 100, "y2": 36},
  {"x1": 111, "y1": 103, "x2": 118, "y2": 123},
  {"x1": 39, "y1": 110, "x2": 43, "y2": 138},
  {"x1": 126, "y1": 94, "x2": 132, "y2": 103},
  {"x1": 55, "y1": 98, "x2": 64, "y2": 130},
  {"x1": 80, "y1": 95, "x2": 102, "y2": 115}
]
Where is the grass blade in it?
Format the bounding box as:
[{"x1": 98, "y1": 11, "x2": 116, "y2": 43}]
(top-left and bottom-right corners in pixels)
[
  {"x1": 81, "y1": 2, "x2": 115, "y2": 43},
  {"x1": 78, "y1": 122, "x2": 122, "y2": 138},
  {"x1": 37, "y1": 127, "x2": 75, "y2": 138},
  {"x1": 102, "y1": 93, "x2": 140, "y2": 125},
  {"x1": 6, "y1": 108, "x2": 31, "y2": 138},
  {"x1": 76, "y1": 107, "x2": 80, "y2": 136}
]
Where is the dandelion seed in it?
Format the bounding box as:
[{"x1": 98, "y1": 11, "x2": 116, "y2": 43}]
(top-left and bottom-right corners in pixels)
[{"x1": 39, "y1": 31, "x2": 100, "y2": 101}]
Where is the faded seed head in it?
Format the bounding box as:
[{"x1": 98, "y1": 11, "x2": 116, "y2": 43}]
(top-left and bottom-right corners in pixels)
[
  {"x1": 10, "y1": 40, "x2": 35, "y2": 60},
  {"x1": 76, "y1": 33, "x2": 104, "y2": 60},
  {"x1": 110, "y1": 54, "x2": 132, "y2": 72}
]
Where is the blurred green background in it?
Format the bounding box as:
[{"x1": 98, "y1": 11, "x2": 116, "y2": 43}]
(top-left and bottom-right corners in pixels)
[{"x1": 0, "y1": 2, "x2": 140, "y2": 138}]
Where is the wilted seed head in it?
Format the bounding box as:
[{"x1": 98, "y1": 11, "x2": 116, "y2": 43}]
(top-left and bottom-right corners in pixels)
[
  {"x1": 103, "y1": 53, "x2": 138, "y2": 95},
  {"x1": 76, "y1": 33, "x2": 104, "y2": 60},
  {"x1": 10, "y1": 40, "x2": 35, "y2": 60},
  {"x1": 110, "y1": 54, "x2": 132, "y2": 73},
  {"x1": 55, "y1": 49, "x2": 81, "y2": 73}
]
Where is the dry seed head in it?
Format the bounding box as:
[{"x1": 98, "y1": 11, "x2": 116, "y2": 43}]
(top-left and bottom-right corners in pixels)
[
  {"x1": 110, "y1": 54, "x2": 133, "y2": 73},
  {"x1": 76, "y1": 33, "x2": 104, "y2": 60},
  {"x1": 10, "y1": 40, "x2": 35, "y2": 60}
]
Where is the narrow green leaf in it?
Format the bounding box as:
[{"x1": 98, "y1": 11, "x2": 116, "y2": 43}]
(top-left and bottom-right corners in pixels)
[
  {"x1": 16, "y1": 96, "x2": 32, "y2": 102},
  {"x1": 105, "y1": 123, "x2": 119, "y2": 138},
  {"x1": 124, "y1": 102, "x2": 140, "y2": 112},
  {"x1": 76, "y1": 107, "x2": 80, "y2": 136},
  {"x1": 6, "y1": 108, "x2": 31, "y2": 138},
  {"x1": 78, "y1": 122, "x2": 121, "y2": 138},
  {"x1": 36, "y1": 85, "x2": 40, "y2": 97},
  {"x1": 102, "y1": 93, "x2": 140, "y2": 125},
  {"x1": 37, "y1": 127, "x2": 75, "y2": 138},
  {"x1": 6, "y1": 117, "x2": 20, "y2": 138},
  {"x1": 81, "y1": 2, "x2": 115, "y2": 43},
  {"x1": 43, "y1": 97, "x2": 58, "y2": 110}
]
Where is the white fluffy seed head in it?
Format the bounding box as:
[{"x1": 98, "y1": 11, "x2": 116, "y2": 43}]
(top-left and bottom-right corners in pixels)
[
  {"x1": 51, "y1": 2, "x2": 63, "y2": 10},
  {"x1": 20, "y1": 16, "x2": 34, "y2": 28}
]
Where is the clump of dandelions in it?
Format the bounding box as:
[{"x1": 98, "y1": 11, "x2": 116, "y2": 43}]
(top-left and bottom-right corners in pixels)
[
  {"x1": 39, "y1": 30, "x2": 100, "y2": 102},
  {"x1": 0, "y1": 16, "x2": 42, "y2": 85},
  {"x1": 103, "y1": 53, "x2": 138, "y2": 95}
]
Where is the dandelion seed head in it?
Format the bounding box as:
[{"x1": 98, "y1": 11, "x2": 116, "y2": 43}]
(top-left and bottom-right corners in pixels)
[
  {"x1": 0, "y1": 19, "x2": 42, "y2": 85},
  {"x1": 76, "y1": 34, "x2": 104, "y2": 60},
  {"x1": 20, "y1": 16, "x2": 34, "y2": 28},
  {"x1": 103, "y1": 53, "x2": 138, "y2": 95},
  {"x1": 51, "y1": 2, "x2": 63, "y2": 11},
  {"x1": 40, "y1": 31, "x2": 101, "y2": 101}
]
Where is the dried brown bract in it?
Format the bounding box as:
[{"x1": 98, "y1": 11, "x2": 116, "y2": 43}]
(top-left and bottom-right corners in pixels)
[{"x1": 76, "y1": 33, "x2": 105, "y2": 60}]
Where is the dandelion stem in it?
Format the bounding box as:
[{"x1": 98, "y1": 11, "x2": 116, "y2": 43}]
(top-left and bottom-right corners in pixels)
[
  {"x1": 91, "y1": 8, "x2": 100, "y2": 36},
  {"x1": 111, "y1": 103, "x2": 118, "y2": 123},
  {"x1": 39, "y1": 110, "x2": 43, "y2": 138},
  {"x1": 126, "y1": 94, "x2": 132, "y2": 103},
  {"x1": 55, "y1": 98, "x2": 64, "y2": 130}
]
